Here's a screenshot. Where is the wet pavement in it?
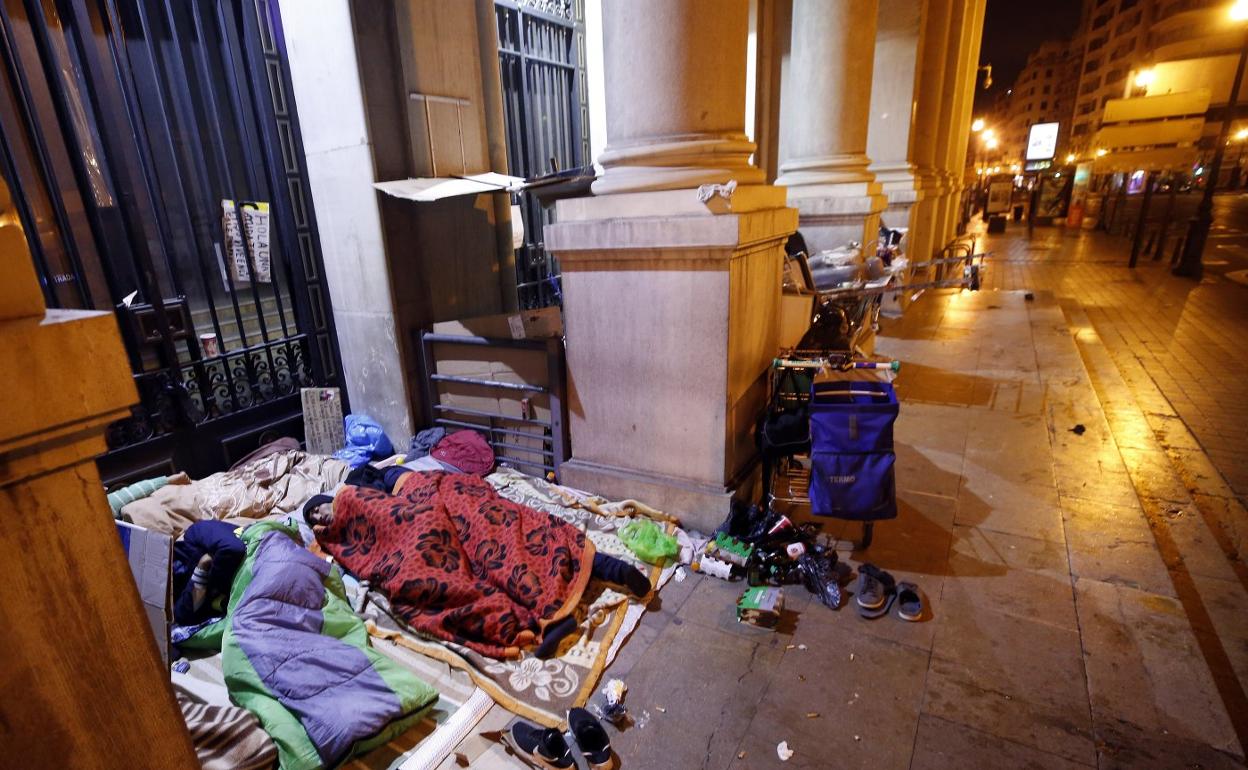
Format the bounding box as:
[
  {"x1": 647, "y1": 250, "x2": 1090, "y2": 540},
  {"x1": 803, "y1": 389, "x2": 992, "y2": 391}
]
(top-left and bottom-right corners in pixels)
[
  {"x1": 603, "y1": 279, "x2": 1248, "y2": 769},
  {"x1": 436, "y1": 223, "x2": 1248, "y2": 768}
]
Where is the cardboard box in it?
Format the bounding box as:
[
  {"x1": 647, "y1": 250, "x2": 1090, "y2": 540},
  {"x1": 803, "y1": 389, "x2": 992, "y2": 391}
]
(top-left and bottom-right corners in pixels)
[
  {"x1": 116, "y1": 521, "x2": 173, "y2": 666},
  {"x1": 431, "y1": 306, "x2": 562, "y2": 340},
  {"x1": 427, "y1": 308, "x2": 564, "y2": 474},
  {"x1": 779, "y1": 292, "x2": 816, "y2": 349}
]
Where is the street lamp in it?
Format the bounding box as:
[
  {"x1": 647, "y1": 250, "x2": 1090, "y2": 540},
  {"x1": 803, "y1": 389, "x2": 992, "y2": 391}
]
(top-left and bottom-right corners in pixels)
[
  {"x1": 1175, "y1": 0, "x2": 1248, "y2": 277},
  {"x1": 968, "y1": 123, "x2": 992, "y2": 219},
  {"x1": 1065, "y1": 153, "x2": 1077, "y2": 163}
]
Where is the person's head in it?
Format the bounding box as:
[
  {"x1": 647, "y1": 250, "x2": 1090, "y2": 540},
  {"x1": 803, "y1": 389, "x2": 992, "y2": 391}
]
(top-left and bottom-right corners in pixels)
[{"x1": 303, "y1": 494, "x2": 335, "y2": 529}]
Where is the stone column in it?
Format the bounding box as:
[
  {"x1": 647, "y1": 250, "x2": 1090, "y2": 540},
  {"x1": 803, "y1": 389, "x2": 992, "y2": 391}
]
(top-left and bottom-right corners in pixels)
[
  {"x1": 593, "y1": 0, "x2": 763, "y2": 195},
  {"x1": 909, "y1": 0, "x2": 952, "y2": 276},
  {"x1": 940, "y1": 0, "x2": 987, "y2": 242},
  {"x1": 867, "y1": 0, "x2": 926, "y2": 310},
  {"x1": 929, "y1": 0, "x2": 987, "y2": 247},
  {"x1": 929, "y1": 0, "x2": 969, "y2": 251},
  {"x1": 547, "y1": 0, "x2": 796, "y2": 532},
  {"x1": 776, "y1": 0, "x2": 887, "y2": 254},
  {"x1": 0, "y1": 222, "x2": 197, "y2": 763}
]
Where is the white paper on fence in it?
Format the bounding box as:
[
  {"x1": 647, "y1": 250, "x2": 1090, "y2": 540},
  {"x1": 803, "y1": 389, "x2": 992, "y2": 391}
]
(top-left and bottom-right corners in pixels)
[
  {"x1": 220, "y1": 200, "x2": 271, "y2": 283},
  {"x1": 373, "y1": 172, "x2": 526, "y2": 203},
  {"x1": 510, "y1": 203, "x2": 525, "y2": 249}
]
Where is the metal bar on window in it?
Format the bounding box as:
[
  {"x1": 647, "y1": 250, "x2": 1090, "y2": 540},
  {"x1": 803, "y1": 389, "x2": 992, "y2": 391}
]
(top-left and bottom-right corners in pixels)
[
  {"x1": 0, "y1": 39, "x2": 54, "y2": 307},
  {"x1": 231, "y1": 0, "x2": 315, "y2": 387},
  {"x1": 153, "y1": 0, "x2": 248, "y2": 409},
  {"x1": 48, "y1": 0, "x2": 186, "y2": 402},
  {"x1": 192, "y1": 0, "x2": 278, "y2": 394},
  {"x1": 209, "y1": 0, "x2": 280, "y2": 390},
  {"x1": 127, "y1": 0, "x2": 237, "y2": 414},
  {"x1": 185, "y1": 0, "x2": 261, "y2": 401},
  {"x1": 0, "y1": 3, "x2": 87, "y2": 308},
  {"x1": 92, "y1": 0, "x2": 191, "y2": 304}
]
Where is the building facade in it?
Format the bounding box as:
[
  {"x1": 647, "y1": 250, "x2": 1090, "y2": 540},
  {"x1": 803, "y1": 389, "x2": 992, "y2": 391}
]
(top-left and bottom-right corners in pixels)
[
  {"x1": 1069, "y1": 0, "x2": 1150, "y2": 153},
  {"x1": 1001, "y1": 40, "x2": 1083, "y2": 165}
]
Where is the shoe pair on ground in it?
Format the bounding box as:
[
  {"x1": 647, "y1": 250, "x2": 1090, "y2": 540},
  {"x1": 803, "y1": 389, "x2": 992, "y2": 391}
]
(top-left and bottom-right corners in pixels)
[
  {"x1": 855, "y1": 562, "x2": 923, "y2": 621},
  {"x1": 507, "y1": 707, "x2": 613, "y2": 770}
]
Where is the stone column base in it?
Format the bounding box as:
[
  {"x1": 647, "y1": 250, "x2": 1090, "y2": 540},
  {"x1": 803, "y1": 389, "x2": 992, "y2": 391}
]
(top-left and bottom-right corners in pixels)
[
  {"x1": 560, "y1": 458, "x2": 760, "y2": 533},
  {"x1": 785, "y1": 182, "x2": 888, "y2": 254},
  {"x1": 546, "y1": 186, "x2": 795, "y2": 531}
]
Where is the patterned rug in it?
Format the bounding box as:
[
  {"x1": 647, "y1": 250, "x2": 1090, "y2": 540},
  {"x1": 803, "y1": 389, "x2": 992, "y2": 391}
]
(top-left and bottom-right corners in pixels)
[{"x1": 360, "y1": 467, "x2": 675, "y2": 728}]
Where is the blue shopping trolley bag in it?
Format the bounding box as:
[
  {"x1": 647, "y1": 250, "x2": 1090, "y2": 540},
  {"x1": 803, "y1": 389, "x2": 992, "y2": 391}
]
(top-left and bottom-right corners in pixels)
[{"x1": 808, "y1": 381, "x2": 899, "y2": 521}]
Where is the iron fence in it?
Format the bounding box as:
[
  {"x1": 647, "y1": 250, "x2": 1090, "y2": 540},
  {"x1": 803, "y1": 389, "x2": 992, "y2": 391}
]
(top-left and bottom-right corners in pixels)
[
  {"x1": 495, "y1": 0, "x2": 588, "y2": 309},
  {"x1": 0, "y1": 0, "x2": 341, "y2": 482}
]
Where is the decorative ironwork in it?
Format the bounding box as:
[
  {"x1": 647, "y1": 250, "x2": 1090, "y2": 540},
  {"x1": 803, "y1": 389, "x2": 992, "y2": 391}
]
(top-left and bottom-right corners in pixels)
[
  {"x1": 105, "y1": 335, "x2": 314, "y2": 449},
  {"x1": 515, "y1": 0, "x2": 574, "y2": 20}
]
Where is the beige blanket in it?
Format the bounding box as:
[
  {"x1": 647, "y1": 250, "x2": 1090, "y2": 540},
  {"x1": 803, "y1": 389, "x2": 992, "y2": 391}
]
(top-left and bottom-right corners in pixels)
[{"x1": 120, "y1": 450, "x2": 349, "y2": 536}]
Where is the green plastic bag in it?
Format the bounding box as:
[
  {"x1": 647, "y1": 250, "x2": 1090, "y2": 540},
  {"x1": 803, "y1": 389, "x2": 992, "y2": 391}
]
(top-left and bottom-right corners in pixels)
[{"x1": 618, "y1": 519, "x2": 678, "y2": 565}]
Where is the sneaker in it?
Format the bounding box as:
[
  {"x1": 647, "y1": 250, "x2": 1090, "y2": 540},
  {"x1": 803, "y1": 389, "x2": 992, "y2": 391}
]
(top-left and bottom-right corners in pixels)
[
  {"x1": 506, "y1": 720, "x2": 574, "y2": 769},
  {"x1": 568, "y1": 707, "x2": 614, "y2": 770}
]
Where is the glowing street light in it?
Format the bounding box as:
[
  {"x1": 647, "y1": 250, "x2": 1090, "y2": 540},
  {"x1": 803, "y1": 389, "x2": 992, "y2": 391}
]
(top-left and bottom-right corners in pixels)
[
  {"x1": 971, "y1": 118, "x2": 985, "y2": 133},
  {"x1": 1237, "y1": 127, "x2": 1248, "y2": 141},
  {"x1": 1233, "y1": 0, "x2": 1248, "y2": 22},
  {"x1": 1065, "y1": 153, "x2": 1077, "y2": 163},
  {"x1": 985, "y1": 137, "x2": 999, "y2": 150},
  {"x1": 1096, "y1": 148, "x2": 1108, "y2": 157}
]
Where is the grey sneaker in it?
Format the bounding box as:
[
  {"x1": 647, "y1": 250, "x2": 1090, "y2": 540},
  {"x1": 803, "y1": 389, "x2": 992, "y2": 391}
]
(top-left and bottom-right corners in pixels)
[{"x1": 855, "y1": 563, "x2": 896, "y2": 619}]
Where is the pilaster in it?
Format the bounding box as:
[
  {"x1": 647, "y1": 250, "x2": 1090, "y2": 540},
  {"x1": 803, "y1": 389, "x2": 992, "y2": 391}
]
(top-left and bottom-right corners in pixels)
[
  {"x1": 0, "y1": 224, "x2": 197, "y2": 765},
  {"x1": 777, "y1": 0, "x2": 888, "y2": 253}
]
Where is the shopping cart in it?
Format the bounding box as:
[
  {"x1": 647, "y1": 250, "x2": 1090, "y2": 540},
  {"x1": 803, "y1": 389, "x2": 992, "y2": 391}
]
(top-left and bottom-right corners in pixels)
[{"x1": 760, "y1": 350, "x2": 900, "y2": 549}]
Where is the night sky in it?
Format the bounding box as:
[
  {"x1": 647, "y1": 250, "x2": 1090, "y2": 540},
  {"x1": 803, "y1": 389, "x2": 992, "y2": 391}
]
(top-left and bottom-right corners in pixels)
[{"x1": 974, "y1": 0, "x2": 1084, "y2": 112}]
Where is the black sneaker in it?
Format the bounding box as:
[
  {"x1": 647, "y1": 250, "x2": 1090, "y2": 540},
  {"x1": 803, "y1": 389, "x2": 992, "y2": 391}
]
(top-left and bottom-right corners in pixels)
[
  {"x1": 568, "y1": 707, "x2": 614, "y2": 769},
  {"x1": 506, "y1": 720, "x2": 574, "y2": 769}
]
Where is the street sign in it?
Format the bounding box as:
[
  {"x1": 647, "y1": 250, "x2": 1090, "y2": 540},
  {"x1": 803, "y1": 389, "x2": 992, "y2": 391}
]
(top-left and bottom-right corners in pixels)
[
  {"x1": 1026, "y1": 122, "x2": 1060, "y2": 161},
  {"x1": 986, "y1": 180, "x2": 1013, "y2": 214}
]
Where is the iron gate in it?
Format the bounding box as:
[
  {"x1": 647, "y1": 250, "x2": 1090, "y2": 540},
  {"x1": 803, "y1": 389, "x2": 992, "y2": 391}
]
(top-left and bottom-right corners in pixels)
[
  {"x1": 0, "y1": 0, "x2": 342, "y2": 484},
  {"x1": 495, "y1": 0, "x2": 588, "y2": 309}
]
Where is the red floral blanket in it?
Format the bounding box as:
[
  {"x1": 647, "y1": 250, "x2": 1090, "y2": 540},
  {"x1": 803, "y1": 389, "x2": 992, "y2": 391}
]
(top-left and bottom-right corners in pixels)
[{"x1": 318, "y1": 471, "x2": 595, "y2": 658}]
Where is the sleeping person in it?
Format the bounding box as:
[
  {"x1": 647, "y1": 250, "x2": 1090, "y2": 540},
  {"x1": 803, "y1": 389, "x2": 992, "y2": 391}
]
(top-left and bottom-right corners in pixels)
[
  {"x1": 306, "y1": 468, "x2": 651, "y2": 659},
  {"x1": 172, "y1": 520, "x2": 245, "y2": 626}
]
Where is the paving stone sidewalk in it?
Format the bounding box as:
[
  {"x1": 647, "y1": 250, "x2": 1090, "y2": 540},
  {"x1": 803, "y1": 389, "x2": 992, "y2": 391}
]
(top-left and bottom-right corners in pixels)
[
  {"x1": 601, "y1": 286, "x2": 1248, "y2": 769},
  {"x1": 456, "y1": 231, "x2": 1248, "y2": 768},
  {"x1": 978, "y1": 224, "x2": 1248, "y2": 511}
]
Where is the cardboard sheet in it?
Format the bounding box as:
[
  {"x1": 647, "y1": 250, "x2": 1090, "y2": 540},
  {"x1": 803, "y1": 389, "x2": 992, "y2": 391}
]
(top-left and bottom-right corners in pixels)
[
  {"x1": 116, "y1": 521, "x2": 174, "y2": 666},
  {"x1": 373, "y1": 173, "x2": 526, "y2": 203}
]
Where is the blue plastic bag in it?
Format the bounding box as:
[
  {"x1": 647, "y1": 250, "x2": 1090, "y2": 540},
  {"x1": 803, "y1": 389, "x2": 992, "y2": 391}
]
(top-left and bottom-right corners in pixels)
[{"x1": 333, "y1": 414, "x2": 394, "y2": 468}]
